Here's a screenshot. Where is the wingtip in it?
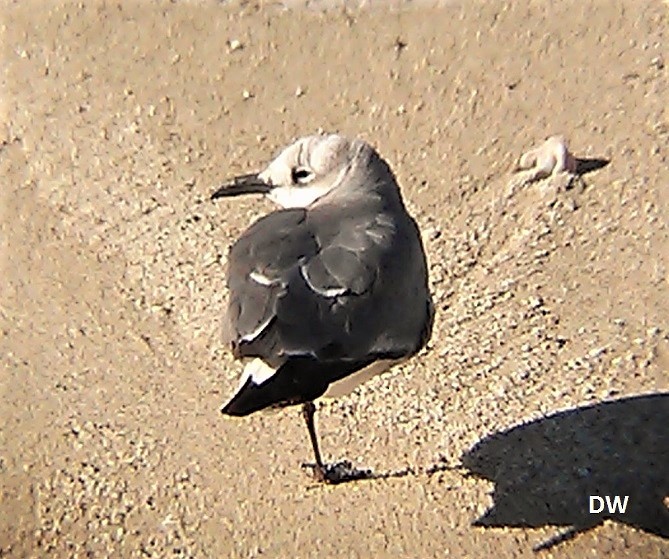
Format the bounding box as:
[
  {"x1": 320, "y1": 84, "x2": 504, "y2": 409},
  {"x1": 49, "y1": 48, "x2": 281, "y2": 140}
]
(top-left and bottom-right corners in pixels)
[
  {"x1": 220, "y1": 397, "x2": 245, "y2": 416},
  {"x1": 219, "y1": 377, "x2": 264, "y2": 417}
]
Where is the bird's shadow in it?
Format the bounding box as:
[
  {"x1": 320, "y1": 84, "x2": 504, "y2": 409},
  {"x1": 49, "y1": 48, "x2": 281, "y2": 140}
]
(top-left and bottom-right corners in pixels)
[
  {"x1": 460, "y1": 392, "x2": 669, "y2": 551},
  {"x1": 575, "y1": 157, "x2": 610, "y2": 176}
]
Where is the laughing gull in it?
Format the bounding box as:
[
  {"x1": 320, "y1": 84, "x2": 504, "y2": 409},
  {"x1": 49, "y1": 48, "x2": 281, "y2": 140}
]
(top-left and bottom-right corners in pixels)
[{"x1": 211, "y1": 133, "x2": 433, "y2": 483}]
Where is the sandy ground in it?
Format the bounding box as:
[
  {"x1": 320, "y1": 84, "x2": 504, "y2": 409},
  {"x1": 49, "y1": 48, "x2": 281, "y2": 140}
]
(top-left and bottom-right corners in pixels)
[{"x1": 1, "y1": 0, "x2": 668, "y2": 557}]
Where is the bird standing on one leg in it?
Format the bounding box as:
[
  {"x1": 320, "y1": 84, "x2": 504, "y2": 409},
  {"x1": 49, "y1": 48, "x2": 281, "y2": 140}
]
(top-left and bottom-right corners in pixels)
[{"x1": 211, "y1": 133, "x2": 433, "y2": 483}]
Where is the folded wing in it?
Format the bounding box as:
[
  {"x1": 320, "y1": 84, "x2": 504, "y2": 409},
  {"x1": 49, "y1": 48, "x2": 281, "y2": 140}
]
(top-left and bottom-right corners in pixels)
[{"x1": 226, "y1": 208, "x2": 392, "y2": 364}]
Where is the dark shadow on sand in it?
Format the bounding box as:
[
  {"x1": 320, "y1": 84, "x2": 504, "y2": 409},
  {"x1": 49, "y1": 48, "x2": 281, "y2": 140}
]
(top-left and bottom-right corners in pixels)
[
  {"x1": 301, "y1": 460, "x2": 415, "y2": 486},
  {"x1": 575, "y1": 157, "x2": 610, "y2": 176},
  {"x1": 461, "y1": 393, "x2": 669, "y2": 550}
]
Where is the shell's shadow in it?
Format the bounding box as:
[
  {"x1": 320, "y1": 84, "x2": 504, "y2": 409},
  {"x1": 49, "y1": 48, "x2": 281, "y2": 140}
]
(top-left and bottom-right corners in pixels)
[
  {"x1": 575, "y1": 157, "x2": 610, "y2": 176},
  {"x1": 461, "y1": 392, "x2": 669, "y2": 551}
]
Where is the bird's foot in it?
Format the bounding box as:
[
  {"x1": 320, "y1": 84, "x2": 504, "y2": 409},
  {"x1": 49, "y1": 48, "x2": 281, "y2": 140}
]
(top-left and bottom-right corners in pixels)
[{"x1": 301, "y1": 460, "x2": 373, "y2": 484}]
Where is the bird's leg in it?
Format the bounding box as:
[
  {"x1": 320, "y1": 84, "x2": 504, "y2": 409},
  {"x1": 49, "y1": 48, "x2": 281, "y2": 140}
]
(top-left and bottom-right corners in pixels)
[
  {"x1": 301, "y1": 401, "x2": 328, "y2": 482},
  {"x1": 300, "y1": 402, "x2": 374, "y2": 484}
]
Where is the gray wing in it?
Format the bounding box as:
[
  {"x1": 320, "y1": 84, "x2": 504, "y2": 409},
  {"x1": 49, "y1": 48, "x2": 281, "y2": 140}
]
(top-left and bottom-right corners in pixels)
[
  {"x1": 226, "y1": 209, "x2": 393, "y2": 364},
  {"x1": 226, "y1": 209, "x2": 313, "y2": 354}
]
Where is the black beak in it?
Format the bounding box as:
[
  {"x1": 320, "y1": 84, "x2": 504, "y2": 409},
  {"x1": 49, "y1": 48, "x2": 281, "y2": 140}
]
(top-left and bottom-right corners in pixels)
[{"x1": 211, "y1": 173, "x2": 272, "y2": 200}]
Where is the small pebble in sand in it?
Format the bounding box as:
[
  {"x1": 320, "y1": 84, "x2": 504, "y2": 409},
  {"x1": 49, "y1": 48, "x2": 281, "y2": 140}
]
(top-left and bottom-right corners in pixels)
[{"x1": 515, "y1": 135, "x2": 578, "y2": 181}]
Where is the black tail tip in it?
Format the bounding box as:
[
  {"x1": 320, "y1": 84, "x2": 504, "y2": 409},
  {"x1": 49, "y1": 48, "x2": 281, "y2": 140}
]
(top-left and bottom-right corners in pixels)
[{"x1": 220, "y1": 400, "x2": 245, "y2": 416}]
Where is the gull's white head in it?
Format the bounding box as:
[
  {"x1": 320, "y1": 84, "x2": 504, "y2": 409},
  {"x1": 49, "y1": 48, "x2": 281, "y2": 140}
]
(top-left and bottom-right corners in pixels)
[
  {"x1": 211, "y1": 133, "x2": 399, "y2": 209},
  {"x1": 258, "y1": 134, "x2": 351, "y2": 208}
]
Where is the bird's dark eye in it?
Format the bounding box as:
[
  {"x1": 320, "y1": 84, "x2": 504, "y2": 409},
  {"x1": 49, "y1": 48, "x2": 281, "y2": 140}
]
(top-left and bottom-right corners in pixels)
[{"x1": 291, "y1": 168, "x2": 313, "y2": 184}]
